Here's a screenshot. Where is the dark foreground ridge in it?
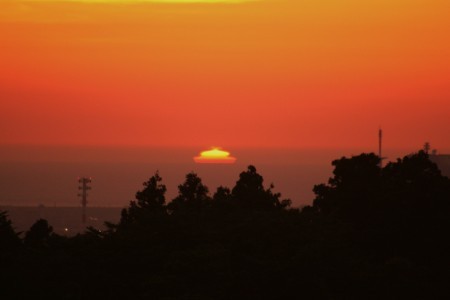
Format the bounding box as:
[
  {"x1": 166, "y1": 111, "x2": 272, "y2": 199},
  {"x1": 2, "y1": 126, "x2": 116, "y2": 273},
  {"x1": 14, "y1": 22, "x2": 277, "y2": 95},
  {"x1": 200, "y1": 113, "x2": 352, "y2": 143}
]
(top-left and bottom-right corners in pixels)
[{"x1": 1, "y1": 151, "x2": 449, "y2": 299}]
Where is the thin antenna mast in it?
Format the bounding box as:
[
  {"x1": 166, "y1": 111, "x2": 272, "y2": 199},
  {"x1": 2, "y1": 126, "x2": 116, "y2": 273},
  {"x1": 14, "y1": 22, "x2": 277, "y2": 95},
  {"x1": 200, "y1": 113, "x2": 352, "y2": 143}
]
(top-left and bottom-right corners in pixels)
[{"x1": 378, "y1": 128, "x2": 383, "y2": 168}]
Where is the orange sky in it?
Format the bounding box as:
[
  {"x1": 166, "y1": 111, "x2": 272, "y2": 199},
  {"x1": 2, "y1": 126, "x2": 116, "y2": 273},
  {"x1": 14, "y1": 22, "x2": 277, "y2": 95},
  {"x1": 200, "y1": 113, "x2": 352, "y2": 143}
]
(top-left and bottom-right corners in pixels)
[{"x1": 1, "y1": 0, "x2": 450, "y2": 151}]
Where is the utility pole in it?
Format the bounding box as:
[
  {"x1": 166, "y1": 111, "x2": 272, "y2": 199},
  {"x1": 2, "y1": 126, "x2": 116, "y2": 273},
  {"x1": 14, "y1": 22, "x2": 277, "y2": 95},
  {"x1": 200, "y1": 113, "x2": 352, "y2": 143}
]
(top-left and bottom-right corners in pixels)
[{"x1": 78, "y1": 177, "x2": 92, "y2": 225}]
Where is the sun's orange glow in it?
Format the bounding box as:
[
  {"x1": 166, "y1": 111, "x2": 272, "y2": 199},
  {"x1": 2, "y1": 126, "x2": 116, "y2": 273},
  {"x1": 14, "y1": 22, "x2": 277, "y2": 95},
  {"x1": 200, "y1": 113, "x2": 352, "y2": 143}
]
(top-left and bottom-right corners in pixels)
[
  {"x1": 194, "y1": 147, "x2": 237, "y2": 164},
  {"x1": 1, "y1": 1, "x2": 450, "y2": 151}
]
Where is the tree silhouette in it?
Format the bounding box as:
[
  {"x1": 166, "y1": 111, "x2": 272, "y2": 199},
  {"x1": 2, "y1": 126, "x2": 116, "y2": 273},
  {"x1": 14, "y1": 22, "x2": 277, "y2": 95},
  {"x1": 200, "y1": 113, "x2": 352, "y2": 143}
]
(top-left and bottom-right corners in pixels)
[
  {"x1": 119, "y1": 171, "x2": 167, "y2": 226},
  {"x1": 381, "y1": 150, "x2": 450, "y2": 227},
  {"x1": 312, "y1": 153, "x2": 381, "y2": 223},
  {"x1": 232, "y1": 165, "x2": 291, "y2": 210},
  {"x1": 167, "y1": 172, "x2": 211, "y2": 213},
  {"x1": 213, "y1": 186, "x2": 231, "y2": 203},
  {"x1": 312, "y1": 151, "x2": 450, "y2": 223},
  {"x1": 3, "y1": 154, "x2": 450, "y2": 299},
  {"x1": 0, "y1": 210, "x2": 20, "y2": 250},
  {"x1": 24, "y1": 218, "x2": 53, "y2": 247},
  {"x1": 310, "y1": 150, "x2": 450, "y2": 264},
  {"x1": 212, "y1": 186, "x2": 233, "y2": 211}
]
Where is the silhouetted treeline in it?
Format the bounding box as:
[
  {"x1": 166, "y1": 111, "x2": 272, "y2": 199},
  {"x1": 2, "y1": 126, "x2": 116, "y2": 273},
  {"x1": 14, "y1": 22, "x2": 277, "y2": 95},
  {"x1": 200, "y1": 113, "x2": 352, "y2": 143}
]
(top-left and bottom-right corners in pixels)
[{"x1": 1, "y1": 151, "x2": 449, "y2": 299}]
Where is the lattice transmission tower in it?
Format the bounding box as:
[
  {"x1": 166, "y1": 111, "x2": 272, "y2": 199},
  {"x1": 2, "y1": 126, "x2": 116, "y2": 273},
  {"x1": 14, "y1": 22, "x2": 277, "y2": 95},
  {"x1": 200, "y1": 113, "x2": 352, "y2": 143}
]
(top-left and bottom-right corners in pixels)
[{"x1": 78, "y1": 177, "x2": 92, "y2": 224}]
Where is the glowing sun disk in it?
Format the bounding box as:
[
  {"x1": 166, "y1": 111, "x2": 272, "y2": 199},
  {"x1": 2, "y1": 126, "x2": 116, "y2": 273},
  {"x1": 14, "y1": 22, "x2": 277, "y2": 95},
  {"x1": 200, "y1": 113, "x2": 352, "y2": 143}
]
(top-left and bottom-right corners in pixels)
[{"x1": 194, "y1": 147, "x2": 237, "y2": 164}]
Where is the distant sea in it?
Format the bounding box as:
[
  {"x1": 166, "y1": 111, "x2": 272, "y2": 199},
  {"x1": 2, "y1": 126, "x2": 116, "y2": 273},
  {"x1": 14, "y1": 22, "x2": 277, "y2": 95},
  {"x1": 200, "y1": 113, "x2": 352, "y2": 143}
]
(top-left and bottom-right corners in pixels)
[
  {"x1": 0, "y1": 146, "x2": 415, "y2": 233},
  {"x1": 0, "y1": 161, "x2": 332, "y2": 208}
]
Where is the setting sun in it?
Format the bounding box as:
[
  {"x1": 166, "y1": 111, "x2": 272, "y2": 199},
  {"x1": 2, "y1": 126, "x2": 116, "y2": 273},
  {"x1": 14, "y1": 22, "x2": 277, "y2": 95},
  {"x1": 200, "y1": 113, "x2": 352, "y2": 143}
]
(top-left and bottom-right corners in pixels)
[{"x1": 194, "y1": 147, "x2": 237, "y2": 164}]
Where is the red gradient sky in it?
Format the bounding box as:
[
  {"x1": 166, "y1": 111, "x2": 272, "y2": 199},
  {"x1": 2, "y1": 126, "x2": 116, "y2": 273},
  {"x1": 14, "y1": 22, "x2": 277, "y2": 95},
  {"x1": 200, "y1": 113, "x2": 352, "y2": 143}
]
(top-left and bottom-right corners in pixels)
[{"x1": 1, "y1": 0, "x2": 450, "y2": 151}]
